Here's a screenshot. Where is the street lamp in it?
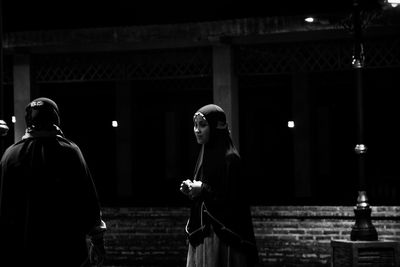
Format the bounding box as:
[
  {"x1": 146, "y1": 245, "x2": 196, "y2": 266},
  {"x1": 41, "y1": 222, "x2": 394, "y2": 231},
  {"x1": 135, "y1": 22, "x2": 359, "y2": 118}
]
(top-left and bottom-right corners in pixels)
[
  {"x1": 385, "y1": 0, "x2": 400, "y2": 7},
  {"x1": 349, "y1": 0, "x2": 378, "y2": 241},
  {"x1": 0, "y1": 119, "x2": 8, "y2": 136}
]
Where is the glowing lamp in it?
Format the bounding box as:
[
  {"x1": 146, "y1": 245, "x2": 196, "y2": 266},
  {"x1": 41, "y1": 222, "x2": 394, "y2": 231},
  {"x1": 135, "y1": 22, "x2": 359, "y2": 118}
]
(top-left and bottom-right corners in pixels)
[
  {"x1": 387, "y1": 0, "x2": 400, "y2": 7},
  {"x1": 304, "y1": 17, "x2": 314, "y2": 23},
  {"x1": 0, "y1": 120, "x2": 9, "y2": 137}
]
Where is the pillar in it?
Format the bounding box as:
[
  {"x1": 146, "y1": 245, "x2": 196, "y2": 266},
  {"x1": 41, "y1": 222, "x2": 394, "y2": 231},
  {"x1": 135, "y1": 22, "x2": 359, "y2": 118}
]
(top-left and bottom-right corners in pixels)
[
  {"x1": 13, "y1": 54, "x2": 31, "y2": 142},
  {"x1": 165, "y1": 111, "x2": 179, "y2": 180},
  {"x1": 212, "y1": 44, "x2": 240, "y2": 148},
  {"x1": 292, "y1": 73, "x2": 312, "y2": 198},
  {"x1": 115, "y1": 81, "x2": 133, "y2": 199}
]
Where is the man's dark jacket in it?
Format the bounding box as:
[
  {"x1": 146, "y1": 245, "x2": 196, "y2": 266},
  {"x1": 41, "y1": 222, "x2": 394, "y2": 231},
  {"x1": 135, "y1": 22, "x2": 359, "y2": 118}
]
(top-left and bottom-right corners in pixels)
[{"x1": 0, "y1": 132, "x2": 103, "y2": 266}]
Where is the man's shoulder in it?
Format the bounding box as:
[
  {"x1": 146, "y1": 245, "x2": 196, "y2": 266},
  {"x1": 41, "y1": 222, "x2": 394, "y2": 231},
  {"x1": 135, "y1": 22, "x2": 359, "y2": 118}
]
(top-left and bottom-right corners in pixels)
[
  {"x1": 0, "y1": 139, "x2": 27, "y2": 163},
  {"x1": 56, "y1": 135, "x2": 76, "y2": 146},
  {"x1": 225, "y1": 150, "x2": 240, "y2": 163},
  {"x1": 3, "y1": 138, "x2": 27, "y2": 153},
  {"x1": 56, "y1": 136, "x2": 83, "y2": 153}
]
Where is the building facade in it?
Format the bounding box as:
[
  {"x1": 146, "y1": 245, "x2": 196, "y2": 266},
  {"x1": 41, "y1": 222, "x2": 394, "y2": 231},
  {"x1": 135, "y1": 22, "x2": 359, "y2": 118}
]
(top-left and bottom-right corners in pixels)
[{"x1": 1, "y1": 10, "x2": 400, "y2": 266}]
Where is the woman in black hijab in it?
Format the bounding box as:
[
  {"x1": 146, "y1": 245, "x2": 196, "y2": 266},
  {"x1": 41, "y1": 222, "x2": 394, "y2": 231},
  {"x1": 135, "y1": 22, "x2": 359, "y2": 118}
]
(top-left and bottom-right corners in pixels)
[{"x1": 180, "y1": 104, "x2": 258, "y2": 267}]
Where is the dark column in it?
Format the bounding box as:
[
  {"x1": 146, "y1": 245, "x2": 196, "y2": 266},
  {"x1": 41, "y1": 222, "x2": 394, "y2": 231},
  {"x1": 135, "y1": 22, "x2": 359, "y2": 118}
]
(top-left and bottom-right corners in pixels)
[
  {"x1": 115, "y1": 81, "x2": 133, "y2": 199},
  {"x1": 292, "y1": 73, "x2": 312, "y2": 199},
  {"x1": 165, "y1": 111, "x2": 179, "y2": 180}
]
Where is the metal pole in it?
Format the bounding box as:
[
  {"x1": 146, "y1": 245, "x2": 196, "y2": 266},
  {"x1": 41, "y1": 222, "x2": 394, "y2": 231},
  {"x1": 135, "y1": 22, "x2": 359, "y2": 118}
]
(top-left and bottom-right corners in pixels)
[
  {"x1": 355, "y1": 69, "x2": 368, "y2": 191},
  {"x1": 350, "y1": 0, "x2": 377, "y2": 241},
  {"x1": 352, "y1": 0, "x2": 367, "y2": 189}
]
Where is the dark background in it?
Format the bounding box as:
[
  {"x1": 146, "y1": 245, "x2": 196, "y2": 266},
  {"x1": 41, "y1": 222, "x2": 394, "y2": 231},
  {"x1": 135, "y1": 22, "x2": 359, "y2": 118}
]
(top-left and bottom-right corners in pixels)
[
  {"x1": 2, "y1": 0, "x2": 382, "y2": 32},
  {"x1": 1, "y1": 0, "x2": 398, "y2": 208}
]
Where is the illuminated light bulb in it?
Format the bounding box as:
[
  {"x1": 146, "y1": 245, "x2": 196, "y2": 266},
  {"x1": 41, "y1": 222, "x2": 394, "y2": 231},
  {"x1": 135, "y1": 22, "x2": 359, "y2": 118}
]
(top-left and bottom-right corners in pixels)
[
  {"x1": 288, "y1": 121, "x2": 295, "y2": 128},
  {"x1": 112, "y1": 120, "x2": 118, "y2": 128},
  {"x1": 0, "y1": 120, "x2": 9, "y2": 136},
  {"x1": 305, "y1": 17, "x2": 314, "y2": 23},
  {"x1": 12, "y1": 116, "x2": 16, "y2": 123},
  {"x1": 387, "y1": 0, "x2": 400, "y2": 7}
]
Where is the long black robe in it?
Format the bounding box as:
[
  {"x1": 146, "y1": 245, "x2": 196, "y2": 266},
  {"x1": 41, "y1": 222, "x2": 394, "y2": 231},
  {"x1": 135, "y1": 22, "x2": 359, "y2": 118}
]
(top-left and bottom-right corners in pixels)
[
  {"x1": 186, "y1": 104, "x2": 258, "y2": 266},
  {"x1": 0, "y1": 131, "x2": 103, "y2": 266}
]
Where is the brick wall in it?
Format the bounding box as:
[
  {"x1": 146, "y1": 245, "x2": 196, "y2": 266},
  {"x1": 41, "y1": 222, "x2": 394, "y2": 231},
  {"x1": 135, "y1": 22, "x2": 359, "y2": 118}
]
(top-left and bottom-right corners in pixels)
[{"x1": 101, "y1": 206, "x2": 400, "y2": 267}]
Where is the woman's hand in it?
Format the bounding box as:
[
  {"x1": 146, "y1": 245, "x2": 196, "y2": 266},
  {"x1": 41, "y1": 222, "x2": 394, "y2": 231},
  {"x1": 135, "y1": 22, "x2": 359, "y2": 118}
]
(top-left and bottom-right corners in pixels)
[
  {"x1": 180, "y1": 179, "x2": 192, "y2": 196},
  {"x1": 188, "y1": 180, "x2": 202, "y2": 199},
  {"x1": 180, "y1": 179, "x2": 202, "y2": 199}
]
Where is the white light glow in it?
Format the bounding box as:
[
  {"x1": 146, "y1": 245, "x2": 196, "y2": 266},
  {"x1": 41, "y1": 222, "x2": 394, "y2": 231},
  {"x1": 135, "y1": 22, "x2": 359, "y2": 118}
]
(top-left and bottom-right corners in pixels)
[
  {"x1": 11, "y1": 116, "x2": 16, "y2": 123},
  {"x1": 305, "y1": 17, "x2": 314, "y2": 23},
  {"x1": 112, "y1": 120, "x2": 118, "y2": 127},
  {"x1": 288, "y1": 121, "x2": 295, "y2": 128},
  {"x1": 387, "y1": 0, "x2": 400, "y2": 7}
]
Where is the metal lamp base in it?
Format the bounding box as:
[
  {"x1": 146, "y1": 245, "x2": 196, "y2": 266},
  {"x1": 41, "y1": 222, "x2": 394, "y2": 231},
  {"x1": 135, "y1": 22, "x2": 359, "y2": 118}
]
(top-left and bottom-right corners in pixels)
[
  {"x1": 350, "y1": 207, "x2": 378, "y2": 241},
  {"x1": 350, "y1": 191, "x2": 378, "y2": 241}
]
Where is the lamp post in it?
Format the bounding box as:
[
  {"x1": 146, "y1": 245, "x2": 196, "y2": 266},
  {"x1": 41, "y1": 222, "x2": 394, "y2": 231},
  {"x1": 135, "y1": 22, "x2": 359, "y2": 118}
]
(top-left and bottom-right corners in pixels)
[{"x1": 349, "y1": 0, "x2": 378, "y2": 241}]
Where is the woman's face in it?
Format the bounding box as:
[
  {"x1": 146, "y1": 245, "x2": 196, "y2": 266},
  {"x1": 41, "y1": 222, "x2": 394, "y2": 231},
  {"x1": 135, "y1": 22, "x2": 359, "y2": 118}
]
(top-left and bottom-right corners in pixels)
[{"x1": 193, "y1": 114, "x2": 210, "y2": 144}]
